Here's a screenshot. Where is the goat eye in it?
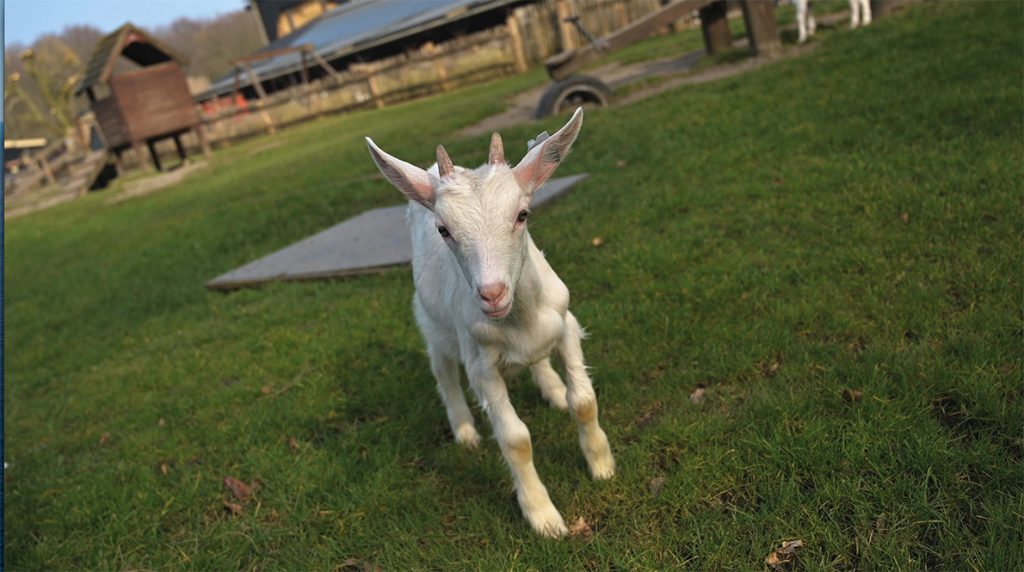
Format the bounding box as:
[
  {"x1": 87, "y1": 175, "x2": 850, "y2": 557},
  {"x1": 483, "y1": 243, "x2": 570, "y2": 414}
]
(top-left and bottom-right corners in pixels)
[
  {"x1": 516, "y1": 210, "x2": 529, "y2": 223},
  {"x1": 437, "y1": 226, "x2": 450, "y2": 238}
]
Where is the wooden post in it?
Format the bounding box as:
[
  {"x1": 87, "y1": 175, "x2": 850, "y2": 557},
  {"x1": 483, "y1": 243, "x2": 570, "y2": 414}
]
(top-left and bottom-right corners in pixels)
[
  {"x1": 430, "y1": 47, "x2": 450, "y2": 93},
  {"x1": 506, "y1": 11, "x2": 528, "y2": 73},
  {"x1": 133, "y1": 141, "x2": 152, "y2": 171},
  {"x1": 699, "y1": 0, "x2": 732, "y2": 55},
  {"x1": 147, "y1": 140, "x2": 164, "y2": 172},
  {"x1": 740, "y1": 0, "x2": 781, "y2": 57},
  {"x1": 245, "y1": 63, "x2": 277, "y2": 134},
  {"x1": 112, "y1": 149, "x2": 124, "y2": 176},
  {"x1": 555, "y1": 0, "x2": 577, "y2": 51},
  {"x1": 195, "y1": 125, "x2": 212, "y2": 158},
  {"x1": 365, "y1": 67, "x2": 384, "y2": 109},
  {"x1": 37, "y1": 155, "x2": 56, "y2": 185},
  {"x1": 173, "y1": 134, "x2": 187, "y2": 165}
]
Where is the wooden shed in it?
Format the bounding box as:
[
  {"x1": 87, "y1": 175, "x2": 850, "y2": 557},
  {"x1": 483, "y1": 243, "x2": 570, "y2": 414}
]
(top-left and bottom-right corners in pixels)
[{"x1": 76, "y1": 23, "x2": 208, "y2": 172}]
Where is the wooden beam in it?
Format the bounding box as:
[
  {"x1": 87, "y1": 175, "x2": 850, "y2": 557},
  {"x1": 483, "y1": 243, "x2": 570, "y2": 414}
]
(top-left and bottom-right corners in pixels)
[
  {"x1": 740, "y1": 0, "x2": 781, "y2": 57},
  {"x1": 555, "y1": 0, "x2": 577, "y2": 51},
  {"x1": 700, "y1": 0, "x2": 732, "y2": 55},
  {"x1": 506, "y1": 11, "x2": 528, "y2": 73},
  {"x1": 245, "y1": 63, "x2": 277, "y2": 134},
  {"x1": 545, "y1": 0, "x2": 714, "y2": 80}
]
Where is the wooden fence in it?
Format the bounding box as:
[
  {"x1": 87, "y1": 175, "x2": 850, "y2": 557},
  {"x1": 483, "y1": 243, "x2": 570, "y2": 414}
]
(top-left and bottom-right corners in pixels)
[{"x1": 199, "y1": 0, "x2": 688, "y2": 147}]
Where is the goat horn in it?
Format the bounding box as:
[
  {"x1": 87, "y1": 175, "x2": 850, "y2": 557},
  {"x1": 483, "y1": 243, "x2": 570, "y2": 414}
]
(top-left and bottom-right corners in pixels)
[
  {"x1": 488, "y1": 132, "x2": 505, "y2": 165},
  {"x1": 436, "y1": 144, "x2": 455, "y2": 179}
]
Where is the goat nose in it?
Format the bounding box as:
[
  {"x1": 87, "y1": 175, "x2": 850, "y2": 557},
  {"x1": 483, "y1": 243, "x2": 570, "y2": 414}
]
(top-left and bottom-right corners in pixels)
[{"x1": 478, "y1": 283, "x2": 507, "y2": 304}]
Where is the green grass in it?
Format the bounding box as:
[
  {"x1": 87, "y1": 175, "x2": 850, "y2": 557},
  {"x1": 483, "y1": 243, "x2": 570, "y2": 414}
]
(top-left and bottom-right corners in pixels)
[{"x1": 5, "y1": 2, "x2": 1022, "y2": 569}]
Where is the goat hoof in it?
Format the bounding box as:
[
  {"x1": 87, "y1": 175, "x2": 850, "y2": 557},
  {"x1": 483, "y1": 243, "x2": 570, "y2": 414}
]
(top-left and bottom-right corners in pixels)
[
  {"x1": 525, "y1": 505, "x2": 568, "y2": 538},
  {"x1": 454, "y1": 425, "x2": 482, "y2": 449},
  {"x1": 587, "y1": 451, "x2": 616, "y2": 480}
]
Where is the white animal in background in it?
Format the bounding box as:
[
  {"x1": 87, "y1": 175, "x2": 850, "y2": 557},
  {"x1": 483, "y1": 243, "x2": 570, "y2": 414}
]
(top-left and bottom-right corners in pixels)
[
  {"x1": 366, "y1": 108, "x2": 614, "y2": 537},
  {"x1": 792, "y1": 0, "x2": 872, "y2": 44}
]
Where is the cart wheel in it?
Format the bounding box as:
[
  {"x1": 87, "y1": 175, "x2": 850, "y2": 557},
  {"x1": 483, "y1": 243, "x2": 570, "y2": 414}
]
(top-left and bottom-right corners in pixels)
[{"x1": 535, "y1": 75, "x2": 612, "y2": 119}]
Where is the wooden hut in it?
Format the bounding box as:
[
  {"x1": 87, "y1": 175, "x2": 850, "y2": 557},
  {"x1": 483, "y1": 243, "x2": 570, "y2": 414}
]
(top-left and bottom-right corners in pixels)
[{"x1": 76, "y1": 23, "x2": 209, "y2": 172}]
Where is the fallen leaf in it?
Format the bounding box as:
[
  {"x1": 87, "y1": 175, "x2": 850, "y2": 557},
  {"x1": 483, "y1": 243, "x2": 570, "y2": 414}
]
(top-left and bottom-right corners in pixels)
[
  {"x1": 634, "y1": 401, "x2": 663, "y2": 428},
  {"x1": 689, "y1": 386, "x2": 706, "y2": 404},
  {"x1": 648, "y1": 476, "x2": 666, "y2": 495},
  {"x1": 568, "y1": 516, "x2": 594, "y2": 539},
  {"x1": 223, "y1": 499, "x2": 243, "y2": 516},
  {"x1": 591, "y1": 236, "x2": 604, "y2": 247},
  {"x1": 288, "y1": 437, "x2": 301, "y2": 451},
  {"x1": 765, "y1": 539, "x2": 804, "y2": 570},
  {"x1": 99, "y1": 432, "x2": 111, "y2": 446},
  {"x1": 160, "y1": 462, "x2": 170, "y2": 475},
  {"x1": 842, "y1": 388, "x2": 863, "y2": 403},
  {"x1": 773, "y1": 176, "x2": 784, "y2": 186},
  {"x1": 260, "y1": 386, "x2": 273, "y2": 395},
  {"x1": 158, "y1": 418, "x2": 166, "y2": 427},
  {"x1": 900, "y1": 212, "x2": 909, "y2": 223},
  {"x1": 616, "y1": 159, "x2": 626, "y2": 168},
  {"x1": 224, "y1": 476, "x2": 253, "y2": 501}
]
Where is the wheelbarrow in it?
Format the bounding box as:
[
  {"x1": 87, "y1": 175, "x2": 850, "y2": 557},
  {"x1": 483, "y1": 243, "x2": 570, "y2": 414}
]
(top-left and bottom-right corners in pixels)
[{"x1": 535, "y1": 0, "x2": 782, "y2": 118}]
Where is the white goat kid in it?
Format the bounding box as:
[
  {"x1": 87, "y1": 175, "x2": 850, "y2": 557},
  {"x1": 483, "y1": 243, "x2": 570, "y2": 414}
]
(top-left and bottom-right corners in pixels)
[
  {"x1": 365, "y1": 108, "x2": 614, "y2": 538},
  {"x1": 793, "y1": 0, "x2": 872, "y2": 44}
]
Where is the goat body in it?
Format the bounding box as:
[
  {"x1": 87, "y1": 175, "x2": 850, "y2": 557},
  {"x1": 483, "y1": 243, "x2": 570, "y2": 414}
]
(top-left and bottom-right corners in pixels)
[{"x1": 366, "y1": 108, "x2": 614, "y2": 537}]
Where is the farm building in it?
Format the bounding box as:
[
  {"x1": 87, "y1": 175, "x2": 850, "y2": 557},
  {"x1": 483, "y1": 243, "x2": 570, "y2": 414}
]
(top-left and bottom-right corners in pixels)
[
  {"x1": 196, "y1": 0, "x2": 669, "y2": 105},
  {"x1": 76, "y1": 23, "x2": 209, "y2": 172}
]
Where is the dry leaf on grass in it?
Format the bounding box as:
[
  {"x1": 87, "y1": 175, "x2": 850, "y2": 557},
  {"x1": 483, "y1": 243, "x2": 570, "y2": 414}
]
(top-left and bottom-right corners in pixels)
[
  {"x1": 260, "y1": 385, "x2": 273, "y2": 395},
  {"x1": 765, "y1": 539, "x2": 804, "y2": 570},
  {"x1": 99, "y1": 432, "x2": 111, "y2": 446},
  {"x1": 689, "y1": 386, "x2": 706, "y2": 404},
  {"x1": 648, "y1": 476, "x2": 666, "y2": 495},
  {"x1": 568, "y1": 516, "x2": 594, "y2": 539},
  {"x1": 591, "y1": 236, "x2": 604, "y2": 247},
  {"x1": 159, "y1": 462, "x2": 170, "y2": 476},
  {"x1": 223, "y1": 476, "x2": 253, "y2": 502},
  {"x1": 842, "y1": 388, "x2": 863, "y2": 403},
  {"x1": 616, "y1": 159, "x2": 626, "y2": 168},
  {"x1": 900, "y1": 212, "x2": 909, "y2": 223},
  {"x1": 223, "y1": 499, "x2": 243, "y2": 516},
  {"x1": 288, "y1": 437, "x2": 301, "y2": 451}
]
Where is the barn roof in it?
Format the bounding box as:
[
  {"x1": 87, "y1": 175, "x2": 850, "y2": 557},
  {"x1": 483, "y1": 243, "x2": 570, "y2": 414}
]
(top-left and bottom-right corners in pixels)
[
  {"x1": 76, "y1": 23, "x2": 188, "y2": 96},
  {"x1": 198, "y1": 0, "x2": 518, "y2": 101}
]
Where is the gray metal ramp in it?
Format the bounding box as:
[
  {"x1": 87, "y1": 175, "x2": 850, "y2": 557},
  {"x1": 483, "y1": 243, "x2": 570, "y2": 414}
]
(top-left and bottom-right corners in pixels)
[{"x1": 205, "y1": 173, "x2": 589, "y2": 290}]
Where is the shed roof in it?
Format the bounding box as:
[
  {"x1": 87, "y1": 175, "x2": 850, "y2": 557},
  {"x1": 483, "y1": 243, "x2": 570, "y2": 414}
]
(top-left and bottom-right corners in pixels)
[
  {"x1": 198, "y1": 0, "x2": 518, "y2": 101},
  {"x1": 76, "y1": 23, "x2": 188, "y2": 96}
]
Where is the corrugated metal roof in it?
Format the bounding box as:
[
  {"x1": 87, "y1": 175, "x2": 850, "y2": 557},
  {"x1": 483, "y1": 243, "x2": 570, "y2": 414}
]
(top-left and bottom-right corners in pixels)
[
  {"x1": 76, "y1": 23, "x2": 188, "y2": 96},
  {"x1": 199, "y1": 0, "x2": 517, "y2": 100}
]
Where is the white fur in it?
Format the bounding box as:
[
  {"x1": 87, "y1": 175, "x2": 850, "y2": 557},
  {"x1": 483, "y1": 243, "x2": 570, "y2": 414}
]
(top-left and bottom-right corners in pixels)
[
  {"x1": 366, "y1": 108, "x2": 614, "y2": 537},
  {"x1": 792, "y1": 0, "x2": 871, "y2": 43}
]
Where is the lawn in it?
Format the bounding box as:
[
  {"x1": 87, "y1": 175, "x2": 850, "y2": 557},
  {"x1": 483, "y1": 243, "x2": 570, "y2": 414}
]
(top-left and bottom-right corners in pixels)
[{"x1": 5, "y1": 1, "x2": 1022, "y2": 569}]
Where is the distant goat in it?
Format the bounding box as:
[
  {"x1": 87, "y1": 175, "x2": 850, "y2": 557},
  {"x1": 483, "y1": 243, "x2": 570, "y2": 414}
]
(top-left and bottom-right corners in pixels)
[
  {"x1": 791, "y1": 0, "x2": 872, "y2": 43},
  {"x1": 366, "y1": 108, "x2": 614, "y2": 537}
]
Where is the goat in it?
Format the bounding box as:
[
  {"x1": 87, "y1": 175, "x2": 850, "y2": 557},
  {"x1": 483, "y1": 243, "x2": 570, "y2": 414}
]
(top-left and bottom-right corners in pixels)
[
  {"x1": 365, "y1": 108, "x2": 614, "y2": 537},
  {"x1": 791, "y1": 0, "x2": 872, "y2": 44}
]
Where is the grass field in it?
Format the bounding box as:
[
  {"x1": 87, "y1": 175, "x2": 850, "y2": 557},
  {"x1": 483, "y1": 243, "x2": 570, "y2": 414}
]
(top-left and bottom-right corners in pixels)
[{"x1": 5, "y1": 1, "x2": 1022, "y2": 569}]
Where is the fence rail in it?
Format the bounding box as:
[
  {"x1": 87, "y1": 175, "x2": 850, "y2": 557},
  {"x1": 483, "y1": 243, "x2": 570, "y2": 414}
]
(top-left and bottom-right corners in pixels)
[{"x1": 199, "y1": 0, "x2": 688, "y2": 147}]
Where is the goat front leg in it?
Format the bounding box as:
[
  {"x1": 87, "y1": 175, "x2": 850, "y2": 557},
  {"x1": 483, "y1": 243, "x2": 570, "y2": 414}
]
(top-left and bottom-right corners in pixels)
[
  {"x1": 429, "y1": 346, "x2": 480, "y2": 448},
  {"x1": 796, "y1": 0, "x2": 810, "y2": 43},
  {"x1": 468, "y1": 356, "x2": 567, "y2": 537},
  {"x1": 559, "y1": 312, "x2": 615, "y2": 480}
]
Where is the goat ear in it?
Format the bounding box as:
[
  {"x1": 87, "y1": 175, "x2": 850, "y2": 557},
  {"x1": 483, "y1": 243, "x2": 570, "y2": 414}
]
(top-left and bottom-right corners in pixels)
[
  {"x1": 513, "y1": 107, "x2": 583, "y2": 193},
  {"x1": 366, "y1": 137, "x2": 436, "y2": 207}
]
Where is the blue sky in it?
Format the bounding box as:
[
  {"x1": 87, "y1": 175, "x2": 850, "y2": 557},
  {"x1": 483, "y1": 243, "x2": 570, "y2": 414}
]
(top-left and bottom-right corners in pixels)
[{"x1": 4, "y1": 0, "x2": 249, "y2": 47}]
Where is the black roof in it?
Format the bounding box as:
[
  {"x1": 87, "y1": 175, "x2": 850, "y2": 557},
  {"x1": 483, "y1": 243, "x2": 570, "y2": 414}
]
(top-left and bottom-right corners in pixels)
[{"x1": 199, "y1": 0, "x2": 517, "y2": 101}]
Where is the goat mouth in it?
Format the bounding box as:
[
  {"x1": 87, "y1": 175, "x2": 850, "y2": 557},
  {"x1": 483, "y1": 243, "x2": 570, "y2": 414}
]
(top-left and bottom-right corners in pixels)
[{"x1": 484, "y1": 304, "x2": 511, "y2": 319}]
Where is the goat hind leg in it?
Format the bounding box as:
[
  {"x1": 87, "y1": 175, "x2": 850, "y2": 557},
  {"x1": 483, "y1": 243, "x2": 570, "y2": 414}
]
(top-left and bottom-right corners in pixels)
[
  {"x1": 559, "y1": 312, "x2": 615, "y2": 480},
  {"x1": 530, "y1": 358, "x2": 568, "y2": 410}
]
